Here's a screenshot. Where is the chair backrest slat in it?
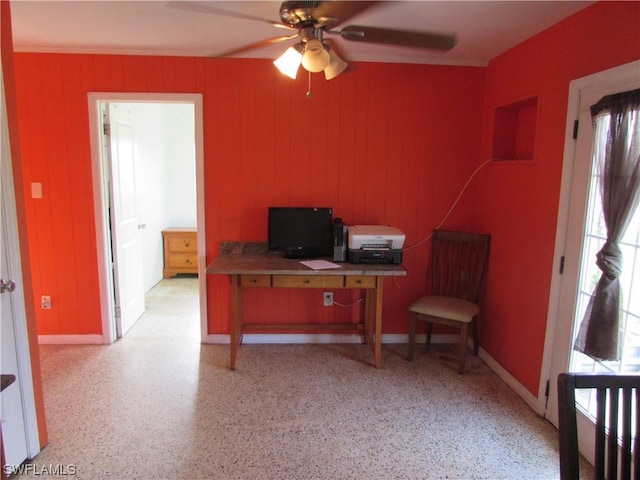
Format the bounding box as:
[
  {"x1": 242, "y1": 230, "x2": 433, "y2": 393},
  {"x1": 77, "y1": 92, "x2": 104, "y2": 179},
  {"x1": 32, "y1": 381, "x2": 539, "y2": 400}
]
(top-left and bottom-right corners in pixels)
[
  {"x1": 620, "y1": 387, "x2": 633, "y2": 480},
  {"x1": 430, "y1": 230, "x2": 490, "y2": 302},
  {"x1": 635, "y1": 391, "x2": 640, "y2": 476},
  {"x1": 595, "y1": 387, "x2": 607, "y2": 479},
  {"x1": 606, "y1": 388, "x2": 619, "y2": 480}
]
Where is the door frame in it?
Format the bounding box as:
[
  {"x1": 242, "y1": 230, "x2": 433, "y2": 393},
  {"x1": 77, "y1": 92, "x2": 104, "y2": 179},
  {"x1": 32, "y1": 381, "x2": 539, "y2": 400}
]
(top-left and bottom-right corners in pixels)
[
  {"x1": 539, "y1": 60, "x2": 640, "y2": 424},
  {"x1": 87, "y1": 93, "x2": 206, "y2": 344}
]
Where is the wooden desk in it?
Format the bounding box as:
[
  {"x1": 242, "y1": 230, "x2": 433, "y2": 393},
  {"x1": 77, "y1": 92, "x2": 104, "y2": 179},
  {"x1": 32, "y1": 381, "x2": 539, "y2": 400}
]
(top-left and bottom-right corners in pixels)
[{"x1": 207, "y1": 251, "x2": 406, "y2": 370}]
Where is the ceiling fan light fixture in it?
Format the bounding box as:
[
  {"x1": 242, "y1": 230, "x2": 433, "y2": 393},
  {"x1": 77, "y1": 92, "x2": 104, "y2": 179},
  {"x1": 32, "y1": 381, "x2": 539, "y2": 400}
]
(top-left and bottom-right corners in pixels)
[
  {"x1": 324, "y1": 48, "x2": 348, "y2": 80},
  {"x1": 301, "y1": 38, "x2": 330, "y2": 73},
  {"x1": 273, "y1": 44, "x2": 303, "y2": 79}
]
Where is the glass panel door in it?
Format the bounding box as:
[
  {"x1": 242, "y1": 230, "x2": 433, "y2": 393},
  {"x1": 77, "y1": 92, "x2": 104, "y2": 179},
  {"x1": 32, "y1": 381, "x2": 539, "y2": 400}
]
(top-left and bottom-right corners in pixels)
[{"x1": 543, "y1": 62, "x2": 640, "y2": 462}]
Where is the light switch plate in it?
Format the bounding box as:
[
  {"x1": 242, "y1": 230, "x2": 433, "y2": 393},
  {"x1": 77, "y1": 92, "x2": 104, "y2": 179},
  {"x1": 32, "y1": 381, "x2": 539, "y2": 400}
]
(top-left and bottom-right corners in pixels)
[{"x1": 31, "y1": 182, "x2": 43, "y2": 199}]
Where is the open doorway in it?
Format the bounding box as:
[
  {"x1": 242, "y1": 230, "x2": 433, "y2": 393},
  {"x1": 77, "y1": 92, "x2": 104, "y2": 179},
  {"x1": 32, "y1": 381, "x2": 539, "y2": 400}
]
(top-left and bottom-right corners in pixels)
[{"x1": 88, "y1": 93, "x2": 206, "y2": 344}]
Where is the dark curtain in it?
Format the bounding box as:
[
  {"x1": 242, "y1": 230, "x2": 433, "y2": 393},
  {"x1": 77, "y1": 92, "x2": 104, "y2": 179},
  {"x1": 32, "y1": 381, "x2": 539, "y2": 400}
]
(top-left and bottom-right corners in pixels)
[{"x1": 574, "y1": 88, "x2": 640, "y2": 361}]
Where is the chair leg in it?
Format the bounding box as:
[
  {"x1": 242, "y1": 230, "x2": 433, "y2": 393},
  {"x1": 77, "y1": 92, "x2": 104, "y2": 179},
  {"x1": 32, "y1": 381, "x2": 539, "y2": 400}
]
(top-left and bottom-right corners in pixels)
[
  {"x1": 426, "y1": 322, "x2": 433, "y2": 345},
  {"x1": 408, "y1": 312, "x2": 417, "y2": 361},
  {"x1": 471, "y1": 317, "x2": 479, "y2": 355},
  {"x1": 457, "y1": 323, "x2": 469, "y2": 375}
]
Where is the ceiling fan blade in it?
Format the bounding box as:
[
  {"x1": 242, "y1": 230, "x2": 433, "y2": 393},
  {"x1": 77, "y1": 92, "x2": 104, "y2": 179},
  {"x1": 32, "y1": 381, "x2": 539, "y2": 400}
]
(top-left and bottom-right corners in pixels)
[
  {"x1": 166, "y1": 1, "x2": 292, "y2": 30},
  {"x1": 339, "y1": 25, "x2": 457, "y2": 51},
  {"x1": 311, "y1": 1, "x2": 381, "y2": 28},
  {"x1": 215, "y1": 34, "x2": 300, "y2": 57}
]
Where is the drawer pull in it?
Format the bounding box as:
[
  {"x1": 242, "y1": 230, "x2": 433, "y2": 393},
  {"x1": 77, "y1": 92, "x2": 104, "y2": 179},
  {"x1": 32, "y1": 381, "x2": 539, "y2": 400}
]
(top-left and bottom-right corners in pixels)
[
  {"x1": 303, "y1": 280, "x2": 310, "y2": 284},
  {"x1": 184, "y1": 242, "x2": 190, "y2": 248}
]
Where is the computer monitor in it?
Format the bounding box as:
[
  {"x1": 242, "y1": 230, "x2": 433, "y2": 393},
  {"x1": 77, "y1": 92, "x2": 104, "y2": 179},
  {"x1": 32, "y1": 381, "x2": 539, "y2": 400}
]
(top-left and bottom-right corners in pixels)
[{"x1": 268, "y1": 207, "x2": 333, "y2": 259}]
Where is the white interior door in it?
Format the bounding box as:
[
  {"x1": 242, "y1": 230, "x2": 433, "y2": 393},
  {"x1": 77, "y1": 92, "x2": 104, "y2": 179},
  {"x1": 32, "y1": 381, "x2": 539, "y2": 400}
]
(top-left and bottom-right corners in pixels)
[
  {"x1": 0, "y1": 60, "x2": 39, "y2": 468},
  {"x1": 0, "y1": 239, "x2": 29, "y2": 468},
  {"x1": 544, "y1": 61, "x2": 640, "y2": 462},
  {"x1": 106, "y1": 103, "x2": 145, "y2": 337}
]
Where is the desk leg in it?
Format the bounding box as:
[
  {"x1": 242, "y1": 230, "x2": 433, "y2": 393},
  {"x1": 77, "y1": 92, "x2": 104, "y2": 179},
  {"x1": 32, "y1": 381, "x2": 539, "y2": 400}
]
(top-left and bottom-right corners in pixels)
[
  {"x1": 229, "y1": 274, "x2": 242, "y2": 370},
  {"x1": 363, "y1": 288, "x2": 374, "y2": 345},
  {"x1": 373, "y1": 276, "x2": 384, "y2": 368}
]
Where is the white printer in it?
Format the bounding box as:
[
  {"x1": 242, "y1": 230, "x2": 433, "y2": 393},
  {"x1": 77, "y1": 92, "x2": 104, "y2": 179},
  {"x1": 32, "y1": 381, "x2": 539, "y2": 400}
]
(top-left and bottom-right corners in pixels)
[{"x1": 347, "y1": 225, "x2": 405, "y2": 264}]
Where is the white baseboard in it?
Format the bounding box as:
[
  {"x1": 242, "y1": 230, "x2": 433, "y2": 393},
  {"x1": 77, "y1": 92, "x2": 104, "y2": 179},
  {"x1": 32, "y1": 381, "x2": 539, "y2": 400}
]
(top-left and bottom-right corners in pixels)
[
  {"x1": 38, "y1": 335, "x2": 104, "y2": 345},
  {"x1": 478, "y1": 347, "x2": 541, "y2": 414},
  {"x1": 203, "y1": 334, "x2": 230, "y2": 344},
  {"x1": 203, "y1": 333, "x2": 367, "y2": 344},
  {"x1": 202, "y1": 333, "x2": 459, "y2": 345}
]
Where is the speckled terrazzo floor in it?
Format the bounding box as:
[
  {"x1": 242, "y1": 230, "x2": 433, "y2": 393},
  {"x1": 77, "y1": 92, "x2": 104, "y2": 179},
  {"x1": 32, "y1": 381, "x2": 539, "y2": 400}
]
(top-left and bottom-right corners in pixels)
[{"x1": 22, "y1": 277, "x2": 594, "y2": 480}]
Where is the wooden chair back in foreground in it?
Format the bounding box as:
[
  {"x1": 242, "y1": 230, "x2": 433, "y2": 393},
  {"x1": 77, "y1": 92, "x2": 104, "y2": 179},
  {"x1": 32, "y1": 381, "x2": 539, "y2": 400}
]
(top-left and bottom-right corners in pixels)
[
  {"x1": 407, "y1": 230, "x2": 490, "y2": 374},
  {"x1": 557, "y1": 373, "x2": 640, "y2": 480}
]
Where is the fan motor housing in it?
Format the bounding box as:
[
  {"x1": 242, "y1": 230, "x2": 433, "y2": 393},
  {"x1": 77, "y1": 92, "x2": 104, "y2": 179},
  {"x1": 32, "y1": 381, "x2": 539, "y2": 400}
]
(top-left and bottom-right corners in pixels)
[{"x1": 279, "y1": 1, "x2": 322, "y2": 27}]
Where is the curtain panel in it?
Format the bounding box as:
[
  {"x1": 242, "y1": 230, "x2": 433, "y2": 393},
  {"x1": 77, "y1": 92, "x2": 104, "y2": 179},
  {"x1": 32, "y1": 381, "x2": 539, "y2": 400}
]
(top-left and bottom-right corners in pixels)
[{"x1": 574, "y1": 88, "x2": 640, "y2": 361}]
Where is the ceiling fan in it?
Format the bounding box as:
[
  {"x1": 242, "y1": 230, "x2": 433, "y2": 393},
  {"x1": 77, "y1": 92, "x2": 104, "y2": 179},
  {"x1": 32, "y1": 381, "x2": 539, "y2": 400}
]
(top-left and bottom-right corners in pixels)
[{"x1": 168, "y1": 1, "x2": 457, "y2": 80}]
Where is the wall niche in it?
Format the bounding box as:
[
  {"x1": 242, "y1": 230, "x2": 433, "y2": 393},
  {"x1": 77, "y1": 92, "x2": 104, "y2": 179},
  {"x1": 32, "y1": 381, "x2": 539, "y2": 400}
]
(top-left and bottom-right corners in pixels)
[{"x1": 491, "y1": 96, "x2": 538, "y2": 161}]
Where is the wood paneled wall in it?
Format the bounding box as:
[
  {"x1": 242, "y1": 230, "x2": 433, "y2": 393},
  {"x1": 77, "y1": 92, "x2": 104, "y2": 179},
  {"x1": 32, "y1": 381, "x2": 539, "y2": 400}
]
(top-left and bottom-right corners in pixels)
[{"x1": 12, "y1": 54, "x2": 485, "y2": 336}]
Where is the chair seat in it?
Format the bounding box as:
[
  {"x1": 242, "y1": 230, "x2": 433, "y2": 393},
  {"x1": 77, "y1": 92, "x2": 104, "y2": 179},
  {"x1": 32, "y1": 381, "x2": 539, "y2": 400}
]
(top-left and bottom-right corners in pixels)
[{"x1": 409, "y1": 295, "x2": 479, "y2": 323}]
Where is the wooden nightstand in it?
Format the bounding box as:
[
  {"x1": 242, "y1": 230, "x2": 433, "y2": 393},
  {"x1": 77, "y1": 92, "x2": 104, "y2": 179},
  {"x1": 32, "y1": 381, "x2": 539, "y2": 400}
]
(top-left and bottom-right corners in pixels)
[{"x1": 162, "y1": 228, "x2": 198, "y2": 278}]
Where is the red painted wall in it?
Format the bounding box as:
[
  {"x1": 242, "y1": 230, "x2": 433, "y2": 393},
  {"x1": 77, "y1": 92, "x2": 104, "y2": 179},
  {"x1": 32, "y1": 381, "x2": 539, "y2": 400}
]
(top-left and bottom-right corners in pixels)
[
  {"x1": 477, "y1": 1, "x2": 640, "y2": 394},
  {"x1": 12, "y1": 53, "x2": 485, "y2": 336}
]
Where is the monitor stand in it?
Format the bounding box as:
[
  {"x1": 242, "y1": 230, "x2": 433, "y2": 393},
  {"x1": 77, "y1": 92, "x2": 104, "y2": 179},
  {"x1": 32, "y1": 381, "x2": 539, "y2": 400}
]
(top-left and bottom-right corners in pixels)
[{"x1": 283, "y1": 249, "x2": 323, "y2": 259}]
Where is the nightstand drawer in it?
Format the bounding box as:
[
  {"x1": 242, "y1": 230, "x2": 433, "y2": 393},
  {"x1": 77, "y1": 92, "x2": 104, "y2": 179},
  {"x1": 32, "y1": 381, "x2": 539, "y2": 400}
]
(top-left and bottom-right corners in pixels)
[
  {"x1": 272, "y1": 275, "x2": 344, "y2": 288},
  {"x1": 168, "y1": 236, "x2": 196, "y2": 253},
  {"x1": 167, "y1": 253, "x2": 197, "y2": 269}
]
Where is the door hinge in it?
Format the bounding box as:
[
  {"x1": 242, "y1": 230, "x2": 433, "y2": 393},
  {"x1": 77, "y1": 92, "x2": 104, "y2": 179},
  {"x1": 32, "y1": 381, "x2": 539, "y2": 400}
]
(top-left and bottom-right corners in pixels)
[
  {"x1": 545, "y1": 379, "x2": 550, "y2": 397},
  {"x1": 103, "y1": 123, "x2": 111, "y2": 136},
  {"x1": 115, "y1": 305, "x2": 121, "y2": 319},
  {"x1": 559, "y1": 256, "x2": 565, "y2": 274},
  {"x1": 544, "y1": 379, "x2": 551, "y2": 409},
  {"x1": 572, "y1": 120, "x2": 579, "y2": 139}
]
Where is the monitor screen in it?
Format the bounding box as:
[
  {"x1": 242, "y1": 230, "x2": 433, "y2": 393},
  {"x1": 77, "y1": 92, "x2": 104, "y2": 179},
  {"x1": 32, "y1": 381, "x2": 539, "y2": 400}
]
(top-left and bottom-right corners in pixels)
[{"x1": 268, "y1": 207, "x2": 333, "y2": 258}]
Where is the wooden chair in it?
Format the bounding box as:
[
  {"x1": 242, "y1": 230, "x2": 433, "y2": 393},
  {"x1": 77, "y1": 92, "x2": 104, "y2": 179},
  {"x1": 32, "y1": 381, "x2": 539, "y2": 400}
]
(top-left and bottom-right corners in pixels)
[
  {"x1": 407, "y1": 230, "x2": 490, "y2": 374},
  {"x1": 557, "y1": 373, "x2": 640, "y2": 480}
]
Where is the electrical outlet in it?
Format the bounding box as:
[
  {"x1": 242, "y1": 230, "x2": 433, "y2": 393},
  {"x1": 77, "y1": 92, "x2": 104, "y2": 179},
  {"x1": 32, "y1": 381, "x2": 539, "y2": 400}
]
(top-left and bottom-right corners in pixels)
[
  {"x1": 41, "y1": 295, "x2": 51, "y2": 309},
  {"x1": 323, "y1": 292, "x2": 333, "y2": 307}
]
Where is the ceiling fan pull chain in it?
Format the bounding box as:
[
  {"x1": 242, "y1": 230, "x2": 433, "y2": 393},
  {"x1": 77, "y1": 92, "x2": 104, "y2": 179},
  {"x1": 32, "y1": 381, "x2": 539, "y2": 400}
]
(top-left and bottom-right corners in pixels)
[{"x1": 306, "y1": 70, "x2": 313, "y2": 98}]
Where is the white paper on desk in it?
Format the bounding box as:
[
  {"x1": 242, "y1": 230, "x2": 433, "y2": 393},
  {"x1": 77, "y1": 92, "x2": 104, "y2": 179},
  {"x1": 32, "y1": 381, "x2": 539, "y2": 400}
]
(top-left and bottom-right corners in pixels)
[{"x1": 300, "y1": 260, "x2": 342, "y2": 270}]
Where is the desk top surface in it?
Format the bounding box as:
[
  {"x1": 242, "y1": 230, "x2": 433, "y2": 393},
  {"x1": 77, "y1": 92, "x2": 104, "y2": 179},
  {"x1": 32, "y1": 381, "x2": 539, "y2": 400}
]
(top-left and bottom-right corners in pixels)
[{"x1": 207, "y1": 253, "x2": 406, "y2": 276}]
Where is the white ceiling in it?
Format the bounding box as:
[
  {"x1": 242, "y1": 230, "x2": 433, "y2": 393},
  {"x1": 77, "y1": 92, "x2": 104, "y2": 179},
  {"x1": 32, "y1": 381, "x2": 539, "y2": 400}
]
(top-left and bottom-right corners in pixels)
[{"x1": 9, "y1": 1, "x2": 594, "y2": 67}]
